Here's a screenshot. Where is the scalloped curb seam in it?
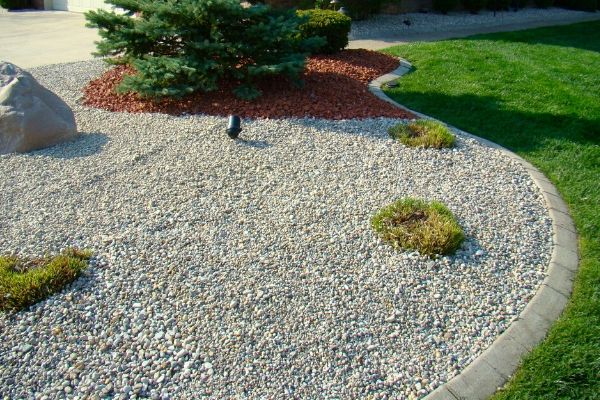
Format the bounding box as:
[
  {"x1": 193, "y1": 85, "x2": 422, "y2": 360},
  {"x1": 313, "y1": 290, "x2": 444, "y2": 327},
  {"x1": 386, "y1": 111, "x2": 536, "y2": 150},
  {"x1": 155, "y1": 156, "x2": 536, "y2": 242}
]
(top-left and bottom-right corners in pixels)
[{"x1": 369, "y1": 60, "x2": 580, "y2": 400}]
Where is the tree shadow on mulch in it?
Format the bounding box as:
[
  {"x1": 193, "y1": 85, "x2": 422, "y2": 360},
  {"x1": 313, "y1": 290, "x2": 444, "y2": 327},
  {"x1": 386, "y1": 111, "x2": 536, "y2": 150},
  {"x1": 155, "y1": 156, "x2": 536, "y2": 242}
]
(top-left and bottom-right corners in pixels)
[{"x1": 82, "y1": 50, "x2": 415, "y2": 121}]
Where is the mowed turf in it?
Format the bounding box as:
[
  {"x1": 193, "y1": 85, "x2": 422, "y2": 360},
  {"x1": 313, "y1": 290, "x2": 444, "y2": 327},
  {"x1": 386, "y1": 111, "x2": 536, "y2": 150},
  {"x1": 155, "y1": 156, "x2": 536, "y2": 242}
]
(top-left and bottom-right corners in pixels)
[{"x1": 382, "y1": 21, "x2": 600, "y2": 399}]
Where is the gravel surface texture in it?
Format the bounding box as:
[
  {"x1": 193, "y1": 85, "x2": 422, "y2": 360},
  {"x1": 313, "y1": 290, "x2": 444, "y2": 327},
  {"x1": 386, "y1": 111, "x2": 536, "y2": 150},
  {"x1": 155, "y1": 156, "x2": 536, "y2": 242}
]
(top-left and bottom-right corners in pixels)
[
  {"x1": 350, "y1": 7, "x2": 597, "y2": 39},
  {"x1": 83, "y1": 50, "x2": 413, "y2": 120},
  {"x1": 0, "y1": 60, "x2": 552, "y2": 399}
]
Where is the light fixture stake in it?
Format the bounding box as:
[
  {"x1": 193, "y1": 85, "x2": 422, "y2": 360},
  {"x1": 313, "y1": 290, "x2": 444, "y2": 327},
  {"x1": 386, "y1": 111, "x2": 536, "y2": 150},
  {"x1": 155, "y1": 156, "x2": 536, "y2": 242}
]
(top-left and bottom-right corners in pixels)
[{"x1": 227, "y1": 115, "x2": 242, "y2": 139}]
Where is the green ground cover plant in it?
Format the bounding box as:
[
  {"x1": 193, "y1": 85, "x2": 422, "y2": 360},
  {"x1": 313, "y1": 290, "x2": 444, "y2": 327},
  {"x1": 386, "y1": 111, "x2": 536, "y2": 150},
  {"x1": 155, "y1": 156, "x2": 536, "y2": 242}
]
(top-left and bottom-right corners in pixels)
[
  {"x1": 382, "y1": 21, "x2": 600, "y2": 399},
  {"x1": 0, "y1": 248, "x2": 91, "y2": 312},
  {"x1": 388, "y1": 119, "x2": 455, "y2": 148},
  {"x1": 372, "y1": 198, "x2": 465, "y2": 257}
]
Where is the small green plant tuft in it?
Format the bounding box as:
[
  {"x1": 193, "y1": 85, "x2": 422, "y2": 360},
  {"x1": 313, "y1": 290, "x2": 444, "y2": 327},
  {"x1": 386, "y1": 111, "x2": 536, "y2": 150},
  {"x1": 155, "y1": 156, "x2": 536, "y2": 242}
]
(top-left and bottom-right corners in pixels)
[
  {"x1": 0, "y1": 248, "x2": 92, "y2": 312},
  {"x1": 371, "y1": 198, "x2": 465, "y2": 257},
  {"x1": 388, "y1": 119, "x2": 455, "y2": 149},
  {"x1": 297, "y1": 9, "x2": 351, "y2": 54}
]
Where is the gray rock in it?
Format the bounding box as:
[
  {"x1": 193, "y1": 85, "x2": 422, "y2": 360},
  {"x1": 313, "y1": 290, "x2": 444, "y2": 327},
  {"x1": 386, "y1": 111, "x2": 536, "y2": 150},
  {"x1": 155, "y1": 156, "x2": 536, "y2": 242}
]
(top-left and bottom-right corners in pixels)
[
  {"x1": 0, "y1": 62, "x2": 77, "y2": 154},
  {"x1": 19, "y1": 344, "x2": 33, "y2": 353}
]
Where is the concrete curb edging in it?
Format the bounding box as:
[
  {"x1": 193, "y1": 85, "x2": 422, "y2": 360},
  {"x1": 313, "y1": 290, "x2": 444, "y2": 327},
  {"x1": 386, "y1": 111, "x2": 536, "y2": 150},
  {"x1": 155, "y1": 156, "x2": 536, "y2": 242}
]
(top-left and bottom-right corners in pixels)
[{"x1": 369, "y1": 61, "x2": 580, "y2": 400}]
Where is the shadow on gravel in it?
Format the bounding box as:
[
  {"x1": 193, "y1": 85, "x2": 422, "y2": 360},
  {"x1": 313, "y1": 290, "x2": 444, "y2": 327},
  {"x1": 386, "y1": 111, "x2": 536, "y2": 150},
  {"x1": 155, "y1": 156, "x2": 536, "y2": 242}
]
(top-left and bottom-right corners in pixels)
[
  {"x1": 286, "y1": 119, "x2": 396, "y2": 141},
  {"x1": 236, "y1": 139, "x2": 272, "y2": 149},
  {"x1": 28, "y1": 132, "x2": 109, "y2": 159}
]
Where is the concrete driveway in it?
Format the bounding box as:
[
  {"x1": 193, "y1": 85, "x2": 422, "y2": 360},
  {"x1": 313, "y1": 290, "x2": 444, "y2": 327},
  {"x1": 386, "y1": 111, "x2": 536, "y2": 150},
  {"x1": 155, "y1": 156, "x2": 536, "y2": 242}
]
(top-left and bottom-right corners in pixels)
[{"x1": 0, "y1": 10, "x2": 99, "y2": 68}]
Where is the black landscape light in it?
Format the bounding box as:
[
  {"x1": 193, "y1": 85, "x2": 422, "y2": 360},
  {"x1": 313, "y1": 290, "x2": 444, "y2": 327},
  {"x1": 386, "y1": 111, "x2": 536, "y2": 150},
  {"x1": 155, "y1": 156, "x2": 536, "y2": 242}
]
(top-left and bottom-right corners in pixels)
[
  {"x1": 227, "y1": 115, "x2": 242, "y2": 139},
  {"x1": 330, "y1": 0, "x2": 340, "y2": 9}
]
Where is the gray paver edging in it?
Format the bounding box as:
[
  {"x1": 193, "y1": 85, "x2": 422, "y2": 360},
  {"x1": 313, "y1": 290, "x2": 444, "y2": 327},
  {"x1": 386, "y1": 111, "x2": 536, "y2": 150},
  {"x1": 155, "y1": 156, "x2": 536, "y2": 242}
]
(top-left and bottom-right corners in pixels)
[{"x1": 368, "y1": 61, "x2": 580, "y2": 400}]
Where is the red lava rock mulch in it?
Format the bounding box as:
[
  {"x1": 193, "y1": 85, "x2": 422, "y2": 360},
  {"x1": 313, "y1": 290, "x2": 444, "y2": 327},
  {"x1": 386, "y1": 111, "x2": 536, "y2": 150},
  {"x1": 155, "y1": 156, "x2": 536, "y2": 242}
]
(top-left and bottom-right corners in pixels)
[{"x1": 83, "y1": 49, "x2": 414, "y2": 120}]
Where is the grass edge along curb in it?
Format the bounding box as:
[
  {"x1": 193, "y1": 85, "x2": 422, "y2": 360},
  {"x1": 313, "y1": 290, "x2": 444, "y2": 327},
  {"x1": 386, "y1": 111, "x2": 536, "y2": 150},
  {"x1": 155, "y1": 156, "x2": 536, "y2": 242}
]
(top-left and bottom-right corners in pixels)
[
  {"x1": 371, "y1": 59, "x2": 581, "y2": 400},
  {"x1": 0, "y1": 248, "x2": 92, "y2": 312},
  {"x1": 388, "y1": 119, "x2": 455, "y2": 149},
  {"x1": 375, "y1": 22, "x2": 595, "y2": 399},
  {"x1": 371, "y1": 198, "x2": 465, "y2": 257}
]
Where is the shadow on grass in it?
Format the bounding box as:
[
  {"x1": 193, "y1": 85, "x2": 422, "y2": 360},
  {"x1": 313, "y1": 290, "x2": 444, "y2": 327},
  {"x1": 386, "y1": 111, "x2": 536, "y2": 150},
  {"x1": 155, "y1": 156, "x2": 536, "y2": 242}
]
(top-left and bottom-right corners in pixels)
[
  {"x1": 462, "y1": 20, "x2": 600, "y2": 53},
  {"x1": 385, "y1": 90, "x2": 600, "y2": 152}
]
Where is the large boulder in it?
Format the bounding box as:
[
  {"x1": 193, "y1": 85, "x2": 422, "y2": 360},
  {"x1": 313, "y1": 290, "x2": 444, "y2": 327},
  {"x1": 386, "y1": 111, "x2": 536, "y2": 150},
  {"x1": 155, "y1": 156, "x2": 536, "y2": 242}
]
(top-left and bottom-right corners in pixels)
[{"x1": 0, "y1": 62, "x2": 77, "y2": 154}]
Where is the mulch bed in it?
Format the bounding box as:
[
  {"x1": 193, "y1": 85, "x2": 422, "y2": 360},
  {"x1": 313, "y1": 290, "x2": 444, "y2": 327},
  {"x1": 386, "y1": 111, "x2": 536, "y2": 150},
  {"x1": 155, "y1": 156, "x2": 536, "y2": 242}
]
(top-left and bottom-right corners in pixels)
[{"x1": 83, "y1": 49, "x2": 414, "y2": 120}]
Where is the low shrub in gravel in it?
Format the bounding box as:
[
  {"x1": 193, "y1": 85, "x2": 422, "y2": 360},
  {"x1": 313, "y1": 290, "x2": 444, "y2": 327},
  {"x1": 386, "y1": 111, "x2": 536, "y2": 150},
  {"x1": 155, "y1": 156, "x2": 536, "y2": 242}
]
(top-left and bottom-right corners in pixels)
[
  {"x1": 388, "y1": 119, "x2": 455, "y2": 149},
  {"x1": 372, "y1": 198, "x2": 465, "y2": 257},
  {"x1": 0, "y1": 248, "x2": 91, "y2": 312},
  {"x1": 297, "y1": 9, "x2": 351, "y2": 54},
  {"x1": 85, "y1": 0, "x2": 323, "y2": 100}
]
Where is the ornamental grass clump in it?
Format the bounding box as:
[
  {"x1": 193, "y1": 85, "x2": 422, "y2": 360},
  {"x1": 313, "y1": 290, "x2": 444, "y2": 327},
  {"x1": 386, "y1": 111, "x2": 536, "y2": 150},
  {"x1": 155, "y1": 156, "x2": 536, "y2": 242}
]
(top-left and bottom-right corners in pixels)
[
  {"x1": 0, "y1": 248, "x2": 91, "y2": 312},
  {"x1": 85, "y1": 0, "x2": 324, "y2": 100},
  {"x1": 388, "y1": 119, "x2": 455, "y2": 149},
  {"x1": 371, "y1": 198, "x2": 465, "y2": 257}
]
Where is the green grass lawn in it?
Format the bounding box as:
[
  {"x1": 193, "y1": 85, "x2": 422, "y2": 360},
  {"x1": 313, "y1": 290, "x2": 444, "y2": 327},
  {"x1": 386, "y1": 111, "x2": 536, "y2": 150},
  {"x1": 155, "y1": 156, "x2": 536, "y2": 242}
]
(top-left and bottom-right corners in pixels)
[{"x1": 382, "y1": 21, "x2": 600, "y2": 399}]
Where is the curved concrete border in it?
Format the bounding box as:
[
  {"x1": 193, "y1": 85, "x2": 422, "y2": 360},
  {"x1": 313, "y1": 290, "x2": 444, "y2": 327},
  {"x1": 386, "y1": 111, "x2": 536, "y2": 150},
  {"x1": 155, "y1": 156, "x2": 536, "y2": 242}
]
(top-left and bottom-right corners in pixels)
[{"x1": 369, "y1": 61, "x2": 580, "y2": 400}]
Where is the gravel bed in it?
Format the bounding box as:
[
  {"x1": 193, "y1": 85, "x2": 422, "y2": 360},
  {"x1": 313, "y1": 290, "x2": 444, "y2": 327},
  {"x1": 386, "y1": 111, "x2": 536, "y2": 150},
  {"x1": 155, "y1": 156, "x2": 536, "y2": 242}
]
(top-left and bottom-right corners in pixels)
[
  {"x1": 351, "y1": 7, "x2": 596, "y2": 39},
  {"x1": 0, "y1": 60, "x2": 552, "y2": 399}
]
